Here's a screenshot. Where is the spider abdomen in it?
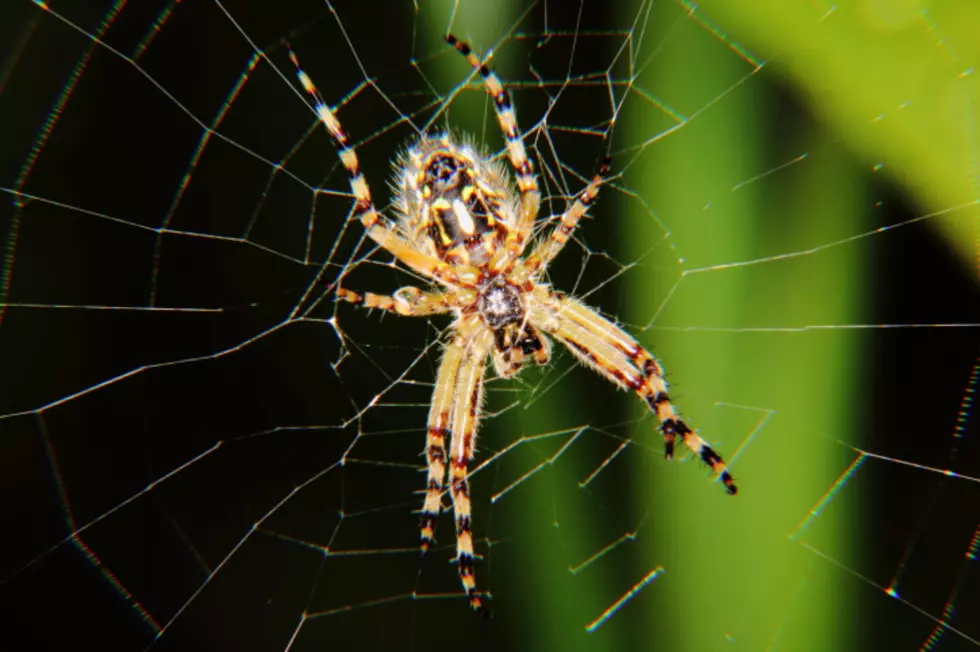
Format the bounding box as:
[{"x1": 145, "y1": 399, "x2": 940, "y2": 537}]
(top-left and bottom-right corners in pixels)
[{"x1": 395, "y1": 135, "x2": 518, "y2": 266}]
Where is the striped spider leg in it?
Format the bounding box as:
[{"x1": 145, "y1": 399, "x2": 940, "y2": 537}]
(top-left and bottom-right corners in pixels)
[
  {"x1": 528, "y1": 288, "x2": 738, "y2": 494},
  {"x1": 444, "y1": 34, "x2": 612, "y2": 280},
  {"x1": 288, "y1": 48, "x2": 475, "y2": 290},
  {"x1": 444, "y1": 35, "x2": 539, "y2": 267}
]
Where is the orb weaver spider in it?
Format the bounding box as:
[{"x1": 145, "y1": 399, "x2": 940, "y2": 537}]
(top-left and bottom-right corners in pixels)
[{"x1": 290, "y1": 33, "x2": 737, "y2": 616}]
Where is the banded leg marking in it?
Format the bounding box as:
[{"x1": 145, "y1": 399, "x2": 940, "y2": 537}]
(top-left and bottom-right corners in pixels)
[
  {"x1": 448, "y1": 328, "x2": 494, "y2": 615},
  {"x1": 534, "y1": 295, "x2": 737, "y2": 495},
  {"x1": 523, "y1": 158, "x2": 611, "y2": 276},
  {"x1": 420, "y1": 338, "x2": 466, "y2": 550},
  {"x1": 289, "y1": 48, "x2": 461, "y2": 286},
  {"x1": 337, "y1": 286, "x2": 453, "y2": 317},
  {"x1": 446, "y1": 34, "x2": 540, "y2": 259}
]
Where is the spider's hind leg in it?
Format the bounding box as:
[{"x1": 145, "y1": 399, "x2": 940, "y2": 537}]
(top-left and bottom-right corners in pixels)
[
  {"x1": 420, "y1": 337, "x2": 467, "y2": 551},
  {"x1": 531, "y1": 291, "x2": 738, "y2": 495}
]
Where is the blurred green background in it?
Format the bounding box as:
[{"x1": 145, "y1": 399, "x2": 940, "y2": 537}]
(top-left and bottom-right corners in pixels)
[{"x1": 419, "y1": 1, "x2": 977, "y2": 650}]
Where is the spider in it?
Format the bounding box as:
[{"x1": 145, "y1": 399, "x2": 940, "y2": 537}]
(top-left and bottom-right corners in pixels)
[{"x1": 290, "y1": 34, "x2": 737, "y2": 617}]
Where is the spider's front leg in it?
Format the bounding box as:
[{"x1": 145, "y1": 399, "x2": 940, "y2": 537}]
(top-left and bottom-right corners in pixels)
[
  {"x1": 420, "y1": 331, "x2": 465, "y2": 553},
  {"x1": 446, "y1": 35, "x2": 540, "y2": 256},
  {"x1": 530, "y1": 290, "x2": 738, "y2": 494},
  {"x1": 422, "y1": 318, "x2": 495, "y2": 616}
]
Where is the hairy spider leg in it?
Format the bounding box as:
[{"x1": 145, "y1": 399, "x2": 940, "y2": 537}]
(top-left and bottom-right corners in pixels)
[
  {"x1": 447, "y1": 321, "x2": 495, "y2": 615},
  {"x1": 288, "y1": 48, "x2": 464, "y2": 287},
  {"x1": 519, "y1": 157, "x2": 611, "y2": 281},
  {"x1": 420, "y1": 335, "x2": 465, "y2": 552},
  {"x1": 336, "y1": 287, "x2": 455, "y2": 316},
  {"x1": 532, "y1": 291, "x2": 737, "y2": 494},
  {"x1": 445, "y1": 35, "x2": 540, "y2": 263}
]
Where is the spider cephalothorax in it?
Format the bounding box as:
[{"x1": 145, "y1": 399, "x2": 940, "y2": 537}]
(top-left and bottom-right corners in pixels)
[
  {"x1": 475, "y1": 275, "x2": 550, "y2": 378},
  {"x1": 291, "y1": 33, "x2": 737, "y2": 617},
  {"x1": 476, "y1": 275, "x2": 523, "y2": 329}
]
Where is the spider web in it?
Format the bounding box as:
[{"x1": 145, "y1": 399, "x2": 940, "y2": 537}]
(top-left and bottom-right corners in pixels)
[{"x1": 2, "y1": 1, "x2": 979, "y2": 650}]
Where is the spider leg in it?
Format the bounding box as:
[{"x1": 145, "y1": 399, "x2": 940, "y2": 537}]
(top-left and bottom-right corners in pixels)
[
  {"x1": 420, "y1": 330, "x2": 467, "y2": 552},
  {"x1": 531, "y1": 291, "x2": 737, "y2": 494},
  {"x1": 337, "y1": 286, "x2": 457, "y2": 316},
  {"x1": 447, "y1": 320, "x2": 495, "y2": 615},
  {"x1": 519, "y1": 158, "x2": 611, "y2": 280},
  {"x1": 289, "y1": 49, "x2": 465, "y2": 287},
  {"x1": 445, "y1": 35, "x2": 540, "y2": 260}
]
